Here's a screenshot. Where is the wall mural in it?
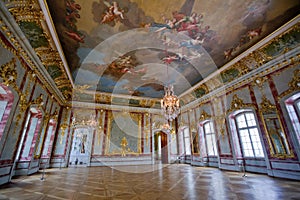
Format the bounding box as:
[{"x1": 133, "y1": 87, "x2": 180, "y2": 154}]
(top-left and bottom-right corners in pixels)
[
  {"x1": 46, "y1": 0, "x2": 299, "y2": 98},
  {"x1": 107, "y1": 112, "x2": 140, "y2": 155}
]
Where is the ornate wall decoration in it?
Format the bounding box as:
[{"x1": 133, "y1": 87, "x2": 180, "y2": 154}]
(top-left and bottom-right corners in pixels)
[
  {"x1": 59, "y1": 107, "x2": 70, "y2": 144},
  {"x1": 279, "y1": 69, "x2": 300, "y2": 99},
  {"x1": 94, "y1": 93, "x2": 112, "y2": 104},
  {"x1": 194, "y1": 84, "x2": 208, "y2": 98},
  {"x1": 144, "y1": 113, "x2": 150, "y2": 147},
  {"x1": 4, "y1": 0, "x2": 73, "y2": 102},
  {"x1": 7, "y1": 0, "x2": 43, "y2": 24},
  {"x1": 259, "y1": 95, "x2": 294, "y2": 158},
  {"x1": 139, "y1": 99, "x2": 157, "y2": 108},
  {"x1": 263, "y1": 24, "x2": 300, "y2": 58},
  {"x1": 9, "y1": 71, "x2": 43, "y2": 135},
  {"x1": 231, "y1": 61, "x2": 250, "y2": 76},
  {"x1": 105, "y1": 111, "x2": 141, "y2": 155},
  {"x1": 227, "y1": 94, "x2": 254, "y2": 113},
  {"x1": 221, "y1": 68, "x2": 240, "y2": 83},
  {"x1": 213, "y1": 100, "x2": 226, "y2": 137},
  {"x1": 120, "y1": 137, "x2": 128, "y2": 156},
  {"x1": 0, "y1": 58, "x2": 18, "y2": 88},
  {"x1": 199, "y1": 110, "x2": 211, "y2": 121}
]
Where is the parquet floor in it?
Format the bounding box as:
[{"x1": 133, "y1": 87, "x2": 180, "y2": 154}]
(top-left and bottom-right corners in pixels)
[{"x1": 0, "y1": 164, "x2": 299, "y2": 200}]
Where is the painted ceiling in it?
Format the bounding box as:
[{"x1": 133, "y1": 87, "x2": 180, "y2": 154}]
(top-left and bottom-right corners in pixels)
[{"x1": 46, "y1": 0, "x2": 299, "y2": 99}]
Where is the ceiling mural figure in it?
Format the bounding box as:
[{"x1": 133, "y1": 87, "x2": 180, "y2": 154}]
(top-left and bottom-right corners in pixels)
[
  {"x1": 46, "y1": 0, "x2": 300, "y2": 98},
  {"x1": 101, "y1": 1, "x2": 125, "y2": 24}
]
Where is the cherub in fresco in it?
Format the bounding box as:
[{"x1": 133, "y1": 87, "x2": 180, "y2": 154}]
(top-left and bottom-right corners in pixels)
[
  {"x1": 247, "y1": 27, "x2": 262, "y2": 39},
  {"x1": 65, "y1": 11, "x2": 80, "y2": 27},
  {"x1": 66, "y1": 0, "x2": 81, "y2": 13},
  {"x1": 176, "y1": 12, "x2": 204, "y2": 38},
  {"x1": 224, "y1": 48, "x2": 234, "y2": 60},
  {"x1": 64, "y1": 31, "x2": 85, "y2": 43},
  {"x1": 153, "y1": 18, "x2": 178, "y2": 33},
  {"x1": 121, "y1": 67, "x2": 147, "y2": 75},
  {"x1": 101, "y1": 1, "x2": 124, "y2": 24},
  {"x1": 179, "y1": 37, "x2": 204, "y2": 50},
  {"x1": 176, "y1": 12, "x2": 199, "y2": 26},
  {"x1": 162, "y1": 55, "x2": 180, "y2": 64},
  {"x1": 172, "y1": 11, "x2": 185, "y2": 22},
  {"x1": 107, "y1": 55, "x2": 144, "y2": 77}
]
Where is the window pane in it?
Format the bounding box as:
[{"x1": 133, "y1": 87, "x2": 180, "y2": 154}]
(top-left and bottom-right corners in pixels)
[
  {"x1": 184, "y1": 129, "x2": 191, "y2": 155},
  {"x1": 42, "y1": 125, "x2": 54, "y2": 156},
  {"x1": 212, "y1": 134, "x2": 218, "y2": 156},
  {"x1": 245, "y1": 113, "x2": 257, "y2": 126},
  {"x1": 236, "y1": 114, "x2": 247, "y2": 128},
  {"x1": 204, "y1": 121, "x2": 217, "y2": 156},
  {"x1": 22, "y1": 117, "x2": 38, "y2": 158},
  {"x1": 286, "y1": 104, "x2": 300, "y2": 142},
  {"x1": 204, "y1": 122, "x2": 212, "y2": 133},
  {"x1": 206, "y1": 135, "x2": 214, "y2": 156},
  {"x1": 236, "y1": 112, "x2": 265, "y2": 158},
  {"x1": 0, "y1": 101, "x2": 8, "y2": 122},
  {"x1": 0, "y1": 86, "x2": 7, "y2": 94}
]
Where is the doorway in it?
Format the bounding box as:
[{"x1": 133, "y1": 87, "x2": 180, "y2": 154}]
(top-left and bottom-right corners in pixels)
[
  {"x1": 154, "y1": 131, "x2": 169, "y2": 164},
  {"x1": 69, "y1": 128, "x2": 93, "y2": 167}
]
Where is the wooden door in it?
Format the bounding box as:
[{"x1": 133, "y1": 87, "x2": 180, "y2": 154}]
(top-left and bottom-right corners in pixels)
[{"x1": 161, "y1": 132, "x2": 168, "y2": 164}]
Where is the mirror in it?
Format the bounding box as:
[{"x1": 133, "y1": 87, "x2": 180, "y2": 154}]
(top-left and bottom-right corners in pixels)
[
  {"x1": 260, "y1": 96, "x2": 292, "y2": 158},
  {"x1": 192, "y1": 131, "x2": 200, "y2": 154}
]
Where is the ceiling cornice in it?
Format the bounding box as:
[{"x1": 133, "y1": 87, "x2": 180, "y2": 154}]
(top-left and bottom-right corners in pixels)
[
  {"x1": 38, "y1": 0, "x2": 74, "y2": 87},
  {"x1": 2, "y1": 0, "x2": 73, "y2": 103},
  {"x1": 0, "y1": 0, "x2": 66, "y2": 105}
]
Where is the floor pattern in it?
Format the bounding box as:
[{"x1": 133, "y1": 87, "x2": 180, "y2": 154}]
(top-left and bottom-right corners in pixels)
[{"x1": 0, "y1": 164, "x2": 299, "y2": 200}]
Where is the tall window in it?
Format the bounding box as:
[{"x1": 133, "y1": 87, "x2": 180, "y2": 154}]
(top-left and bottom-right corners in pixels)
[
  {"x1": 42, "y1": 119, "x2": 57, "y2": 158},
  {"x1": 286, "y1": 96, "x2": 300, "y2": 143},
  {"x1": 183, "y1": 128, "x2": 191, "y2": 155},
  {"x1": 203, "y1": 121, "x2": 218, "y2": 156},
  {"x1": 235, "y1": 111, "x2": 264, "y2": 158},
  {"x1": 0, "y1": 84, "x2": 14, "y2": 140},
  {"x1": 19, "y1": 108, "x2": 43, "y2": 160}
]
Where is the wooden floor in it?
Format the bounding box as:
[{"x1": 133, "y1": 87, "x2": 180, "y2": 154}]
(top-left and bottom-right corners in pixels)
[{"x1": 0, "y1": 164, "x2": 299, "y2": 200}]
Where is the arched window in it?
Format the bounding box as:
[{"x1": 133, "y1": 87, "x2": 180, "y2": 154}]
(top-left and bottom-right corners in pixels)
[
  {"x1": 19, "y1": 107, "x2": 43, "y2": 161},
  {"x1": 235, "y1": 111, "x2": 264, "y2": 158},
  {"x1": 285, "y1": 93, "x2": 300, "y2": 143},
  {"x1": 41, "y1": 119, "x2": 57, "y2": 158},
  {"x1": 203, "y1": 121, "x2": 218, "y2": 156},
  {"x1": 0, "y1": 84, "x2": 14, "y2": 141}
]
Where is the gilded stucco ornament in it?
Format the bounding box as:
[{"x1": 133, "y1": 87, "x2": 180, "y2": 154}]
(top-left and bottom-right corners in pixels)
[
  {"x1": 139, "y1": 99, "x2": 156, "y2": 108},
  {"x1": 7, "y1": 0, "x2": 43, "y2": 24},
  {"x1": 120, "y1": 137, "x2": 128, "y2": 157},
  {"x1": 59, "y1": 107, "x2": 70, "y2": 144},
  {"x1": 199, "y1": 110, "x2": 211, "y2": 121},
  {"x1": 228, "y1": 94, "x2": 254, "y2": 113},
  {"x1": 260, "y1": 95, "x2": 276, "y2": 114},
  {"x1": 259, "y1": 95, "x2": 294, "y2": 158},
  {"x1": 213, "y1": 100, "x2": 226, "y2": 137},
  {"x1": 0, "y1": 58, "x2": 18, "y2": 87},
  {"x1": 5, "y1": 0, "x2": 72, "y2": 103},
  {"x1": 279, "y1": 69, "x2": 300, "y2": 99},
  {"x1": 95, "y1": 93, "x2": 112, "y2": 104},
  {"x1": 97, "y1": 110, "x2": 104, "y2": 145}
]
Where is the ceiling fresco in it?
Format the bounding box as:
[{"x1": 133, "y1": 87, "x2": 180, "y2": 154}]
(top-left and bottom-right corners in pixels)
[{"x1": 46, "y1": 0, "x2": 300, "y2": 99}]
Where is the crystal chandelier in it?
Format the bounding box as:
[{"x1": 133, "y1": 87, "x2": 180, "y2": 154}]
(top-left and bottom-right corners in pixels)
[{"x1": 161, "y1": 84, "x2": 180, "y2": 121}]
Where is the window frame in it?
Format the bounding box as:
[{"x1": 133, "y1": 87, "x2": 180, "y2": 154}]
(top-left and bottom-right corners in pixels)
[
  {"x1": 203, "y1": 121, "x2": 218, "y2": 156},
  {"x1": 234, "y1": 111, "x2": 265, "y2": 158}
]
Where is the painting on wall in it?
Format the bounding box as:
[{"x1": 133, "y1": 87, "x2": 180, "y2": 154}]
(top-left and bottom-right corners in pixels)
[
  {"x1": 46, "y1": 0, "x2": 300, "y2": 98},
  {"x1": 107, "y1": 112, "x2": 140, "y2": 155}
]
